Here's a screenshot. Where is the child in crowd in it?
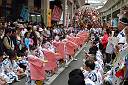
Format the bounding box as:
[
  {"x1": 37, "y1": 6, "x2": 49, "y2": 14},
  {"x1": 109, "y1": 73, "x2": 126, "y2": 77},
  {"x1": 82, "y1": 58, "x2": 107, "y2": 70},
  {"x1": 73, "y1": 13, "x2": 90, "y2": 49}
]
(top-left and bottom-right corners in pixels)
[{"x1": 24, "y1": 32, "x2": 31, "y2": 50}]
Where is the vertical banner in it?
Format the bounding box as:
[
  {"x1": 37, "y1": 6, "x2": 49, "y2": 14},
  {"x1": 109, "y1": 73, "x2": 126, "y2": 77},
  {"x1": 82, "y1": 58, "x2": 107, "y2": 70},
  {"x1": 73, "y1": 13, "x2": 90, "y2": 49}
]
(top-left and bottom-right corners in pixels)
[
  {"x1": 20, "y1": 6, "x2": 29, "y2": 21},
  {"x1": 52, "y1": 5, "x2": 62, "y2": 21},
  {"x1": 47, "y1": 9, "x2": 51, "y2": 27}
]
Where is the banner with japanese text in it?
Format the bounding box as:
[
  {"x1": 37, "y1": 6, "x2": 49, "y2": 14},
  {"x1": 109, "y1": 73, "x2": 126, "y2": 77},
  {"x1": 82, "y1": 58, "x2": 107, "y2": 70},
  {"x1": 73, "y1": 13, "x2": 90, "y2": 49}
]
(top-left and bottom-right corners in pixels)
[{"x1": 52, "y1": 5, "x2": 62, "y2": 21}]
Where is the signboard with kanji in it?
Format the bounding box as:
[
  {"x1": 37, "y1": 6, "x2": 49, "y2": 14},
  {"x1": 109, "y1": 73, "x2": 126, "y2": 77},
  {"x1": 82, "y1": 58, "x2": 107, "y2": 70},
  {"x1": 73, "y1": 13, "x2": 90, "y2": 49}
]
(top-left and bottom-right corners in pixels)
[{"x1": 52, "y1": 5, "x2": 62, "y2": 21}]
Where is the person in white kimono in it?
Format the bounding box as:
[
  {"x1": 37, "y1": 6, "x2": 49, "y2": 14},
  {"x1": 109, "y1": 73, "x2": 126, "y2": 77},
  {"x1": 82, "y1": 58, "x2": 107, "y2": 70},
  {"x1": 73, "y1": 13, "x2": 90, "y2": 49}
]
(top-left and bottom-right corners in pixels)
[
  {"x1": 36, "y1": 44, "x2": 49, "y2": 62},
  {"x1": 85, "y1": 53, "x2": 104, "y2": 75},
  {"x1": 103, "y1": 70, "x2": 113, "y2": 85},
  {"x1": 103, "y1": 16, "x2": 128, "y2": 85},
  {"x1": 111, "y1": 16, "x2": 128, "y2": 85},
  {"x1": 84, "y1": 59, "x2": 101, "y2": 85},
  {"x1": 2, "y1": 51, "x2": 23, "y2": 84},
  {"x1": 0, "y1": 53, "x2": 10, "y2": 84},
  {"x1": 86, "y1": 54, "x2": 103, "y2": 84},
  {"x1": 85, "y1": 78, "x2": 96, "y2": 85},
  {"x1": 45, "y1": 41, "x2": 55, "y2": 53},
  {"x1": 105, "y1": 31, "x2": 115, "y2": 64},
  {"x1": 96, "y1": 50, "x2": 104, "y2": 67},
  {"x1": 36, "y1": 46, "x2": 45, "y2": 60}
]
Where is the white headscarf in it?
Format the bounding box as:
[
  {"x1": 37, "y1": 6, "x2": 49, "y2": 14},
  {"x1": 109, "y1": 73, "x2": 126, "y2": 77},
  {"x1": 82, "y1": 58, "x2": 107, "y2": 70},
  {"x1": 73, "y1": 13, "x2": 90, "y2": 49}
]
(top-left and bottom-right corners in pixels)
[{"x1": 55, "y1": 35, "x2": 60, "y2": 41}]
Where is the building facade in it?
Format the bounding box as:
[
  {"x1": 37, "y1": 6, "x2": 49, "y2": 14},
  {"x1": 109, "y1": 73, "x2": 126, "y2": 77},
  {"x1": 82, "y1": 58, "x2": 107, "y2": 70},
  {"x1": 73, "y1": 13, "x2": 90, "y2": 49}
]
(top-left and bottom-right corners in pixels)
[{"x1": 0, "y1": 0, "x2": 80, "y2": 27}]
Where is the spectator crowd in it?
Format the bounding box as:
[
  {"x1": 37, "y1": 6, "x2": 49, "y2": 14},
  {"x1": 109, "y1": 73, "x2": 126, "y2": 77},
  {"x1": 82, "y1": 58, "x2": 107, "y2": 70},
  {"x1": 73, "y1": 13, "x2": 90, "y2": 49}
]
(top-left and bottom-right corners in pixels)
[
  {"x1": 0, "y1": 21, "x2": 89, "y2": 85},
  {"x1": 68, "y1": 7, "x2": 128, "y2": 85}
]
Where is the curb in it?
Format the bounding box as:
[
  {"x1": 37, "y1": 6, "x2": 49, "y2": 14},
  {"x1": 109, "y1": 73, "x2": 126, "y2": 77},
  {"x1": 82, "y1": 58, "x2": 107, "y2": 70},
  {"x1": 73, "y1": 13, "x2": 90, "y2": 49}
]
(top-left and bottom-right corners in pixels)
[{"x1": 45, "y1": 42, "x2": 87, "y2": 85}]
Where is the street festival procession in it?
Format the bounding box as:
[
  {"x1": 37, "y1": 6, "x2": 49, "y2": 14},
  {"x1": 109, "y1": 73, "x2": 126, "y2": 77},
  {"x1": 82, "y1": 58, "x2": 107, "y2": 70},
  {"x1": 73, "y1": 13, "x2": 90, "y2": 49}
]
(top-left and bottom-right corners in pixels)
[{"x1": 0, "y1": 0, "x2": 128, "y2": 85}]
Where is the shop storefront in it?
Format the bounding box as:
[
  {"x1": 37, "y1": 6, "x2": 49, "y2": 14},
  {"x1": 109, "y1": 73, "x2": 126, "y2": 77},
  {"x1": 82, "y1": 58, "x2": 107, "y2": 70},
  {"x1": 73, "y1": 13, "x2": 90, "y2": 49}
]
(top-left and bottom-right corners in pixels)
[{"x1": 29, "y1": 13, "x2": 42, "y2": 23}]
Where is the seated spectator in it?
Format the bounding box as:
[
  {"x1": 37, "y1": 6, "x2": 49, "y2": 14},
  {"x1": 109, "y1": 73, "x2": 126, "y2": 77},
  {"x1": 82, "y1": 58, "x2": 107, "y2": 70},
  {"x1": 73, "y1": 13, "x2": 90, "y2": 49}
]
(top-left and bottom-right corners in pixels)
[
  {"x1": 0, "y1": 53, "x2": 10, "y2": 84},
  {"x1": 2, "y1": 50, "x2": 24, "y2": 84}
]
